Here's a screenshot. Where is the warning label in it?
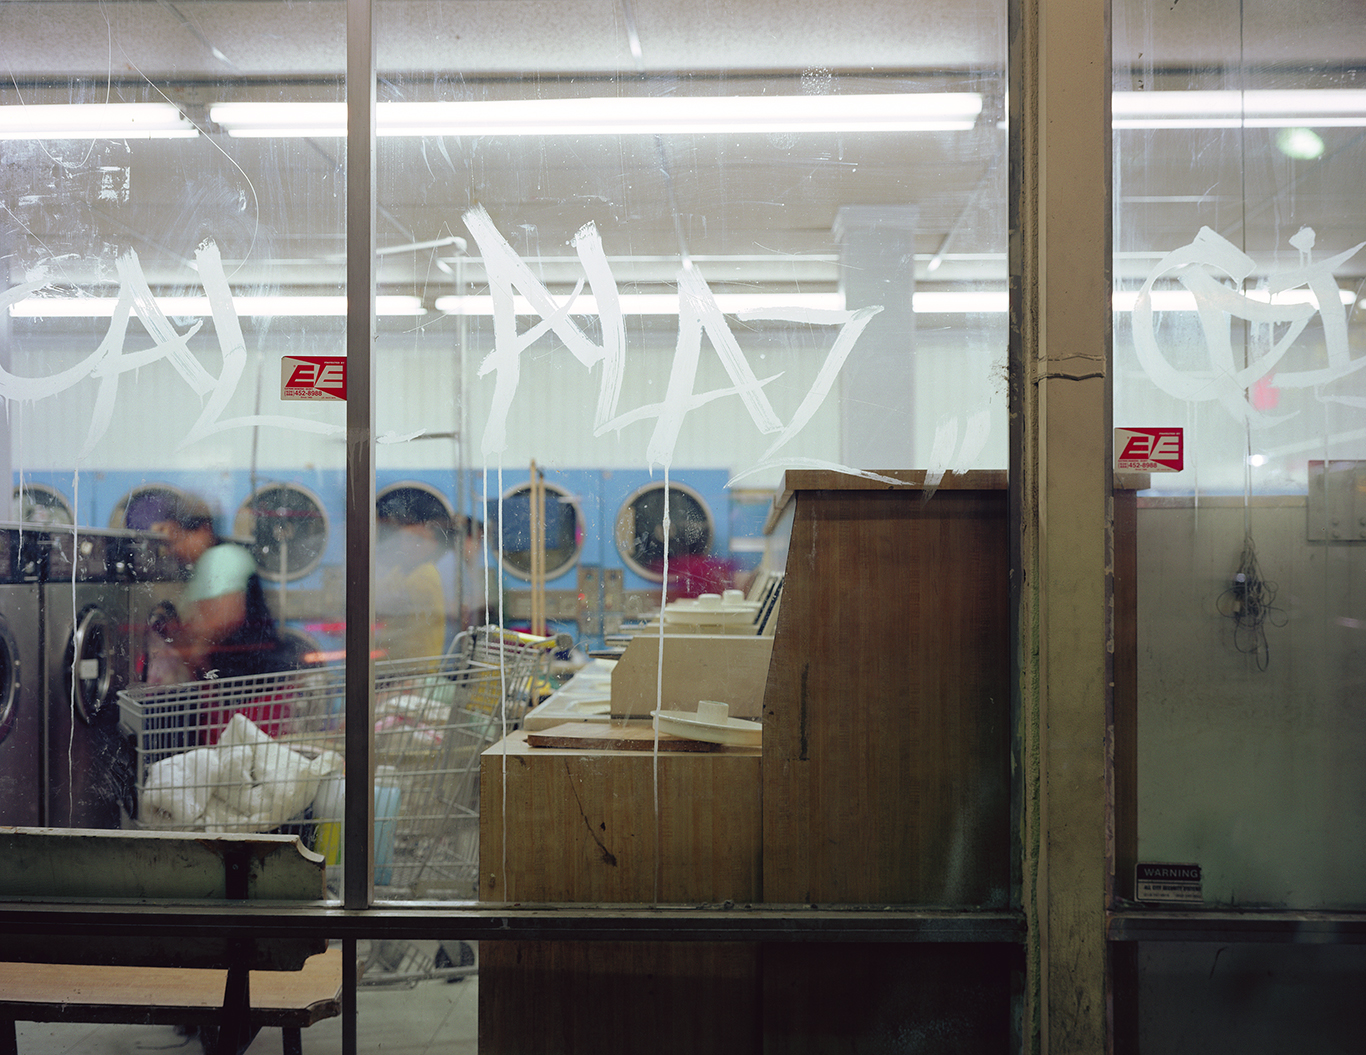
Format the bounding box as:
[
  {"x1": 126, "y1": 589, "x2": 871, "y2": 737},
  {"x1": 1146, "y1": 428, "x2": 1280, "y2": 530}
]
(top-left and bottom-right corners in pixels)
[
  {"x1": 281, "y1": 356, "x2": 347, "y2": 402},
  {"x1": 1135, "y1": 862, "x2": 1202, "y2": 904}
]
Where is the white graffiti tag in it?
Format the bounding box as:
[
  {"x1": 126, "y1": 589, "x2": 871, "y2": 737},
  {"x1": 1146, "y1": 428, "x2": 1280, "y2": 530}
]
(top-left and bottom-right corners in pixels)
[
  {"x1": 462, "y1": 206, "x2": 889, "y2": 483},
  {"x1": 1133, "y1": 226, "x2": 1366, "y2": 424},
  {"x1": 0, "y1": 242, "x2": 346, "y2": 457}
]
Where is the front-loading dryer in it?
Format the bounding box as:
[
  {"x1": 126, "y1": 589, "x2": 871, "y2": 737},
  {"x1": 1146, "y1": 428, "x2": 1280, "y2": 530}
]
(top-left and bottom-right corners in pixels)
[
  {"x1": 42, "y1": 527, "x2": 132, "y2": 828},
  {"x1": 0, "y1": 527, "x2": 42, "y2": 825},
  {"x1": 112, "y1": 529, "x2": 187, "y2": 686}
]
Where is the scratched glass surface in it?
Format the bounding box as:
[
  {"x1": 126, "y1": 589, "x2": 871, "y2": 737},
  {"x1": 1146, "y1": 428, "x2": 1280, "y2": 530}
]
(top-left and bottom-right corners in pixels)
[
  {"x1": 372, "y1": 1, "x2": 1009, "y2": 910},
  {"x1": 0, "y1": 3, "x2": 350, "y2": 839},
  {"x1": 0, "y1": 0, "x2": 1009, "y2": 911},
  {"x1": 1115, "y1": 0, "x2": 1366, "y2": 910}
]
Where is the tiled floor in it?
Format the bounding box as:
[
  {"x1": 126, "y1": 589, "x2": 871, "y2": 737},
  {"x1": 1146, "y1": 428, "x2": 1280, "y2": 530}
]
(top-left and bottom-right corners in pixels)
[{"x1": 12, "y1": 943, "x2": 479, "y2": 1055}]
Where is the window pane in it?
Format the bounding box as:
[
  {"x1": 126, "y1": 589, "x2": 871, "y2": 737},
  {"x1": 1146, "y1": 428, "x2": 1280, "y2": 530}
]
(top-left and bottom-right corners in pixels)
[
  {"x1": 372, "y1": 0, "x2": 1009, "y2": 921},
  {"x1": 0, "y1": 2, "x2": 348, "y2": 842},
  {"x1": 1125, "y1": 943, "x2": 1366, "y2": 1053},
  {"x1": 1115, "y1": 0, "x2": 1366, "y2": 908}
]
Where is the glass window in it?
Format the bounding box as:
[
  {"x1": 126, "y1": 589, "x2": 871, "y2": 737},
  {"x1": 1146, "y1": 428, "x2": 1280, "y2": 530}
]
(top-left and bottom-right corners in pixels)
[
  {"x1": 3, "y1": 0, "x2": 1020, "y2": 1047},
  {"x1": 1114, "y1": 0, "x2": 1366, "y2": 909},
  {"x1": 371, "y1": 0, "x2": 1010, "y2": 914},
  {"x1": 0, "y1": 0, "x2": 348, "y2": 833}
]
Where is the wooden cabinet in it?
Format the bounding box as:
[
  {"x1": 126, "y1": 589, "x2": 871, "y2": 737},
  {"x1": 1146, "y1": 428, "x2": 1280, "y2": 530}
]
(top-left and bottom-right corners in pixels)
[{"x1": 760, "y1": 470, "x2": 1011, "y2": 906}]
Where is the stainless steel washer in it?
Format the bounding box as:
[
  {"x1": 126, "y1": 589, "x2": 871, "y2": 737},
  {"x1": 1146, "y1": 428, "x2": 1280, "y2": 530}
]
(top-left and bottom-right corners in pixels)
[
  {"x1": 0, "y1": 527, "x2": 42, "y2": 826},
  {"x1": 114, "y1": 528, "x2": 187, "y2": 686},
  {"x1": 42, "y1": 527, "x2": 132, "y2": 828}
]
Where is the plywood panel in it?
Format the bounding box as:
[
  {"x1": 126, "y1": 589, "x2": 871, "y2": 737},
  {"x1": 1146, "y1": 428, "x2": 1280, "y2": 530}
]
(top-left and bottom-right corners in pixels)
[
  {"x1": 480, "y1": 731, "x2": 761, "y2": 904},
  {"x1": 761, "y1": 943, "x2": 1015, "y2": 1053},
  {"x1": 761, "y1": 485, "x2": 1010, "y2": 905}
]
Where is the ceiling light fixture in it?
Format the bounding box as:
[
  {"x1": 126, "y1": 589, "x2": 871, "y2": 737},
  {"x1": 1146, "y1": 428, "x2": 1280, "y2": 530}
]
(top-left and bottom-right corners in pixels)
[
  {"x1": 209, "y1": 94, "x2": 984, "y2": 138},
  {"x1": 432, "y1": 291, "x2": 1013, "y2": 315},
  {"x1": 0, "y1": 103, "x2": 199, "y2": 140},
  {"x1": 12, "y1": 286, "x2": 1354, "y2": 320},
  {"x1": 1114, "y1": 288, "x2": 1356, "y2": 311},
  {"x1": 1113, "y1": 89, "x2": 1366, "y2": 129},
  {"x1": 8, "y1": 295, "x2": 425, "y2": 318}
]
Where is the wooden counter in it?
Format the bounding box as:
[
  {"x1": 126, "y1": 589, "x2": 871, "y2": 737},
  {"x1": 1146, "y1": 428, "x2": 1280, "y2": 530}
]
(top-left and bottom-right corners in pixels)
[
  {"x1": 480, "y1": 727, "x2": 761, "y2": 904},
  {"x1": 478, "y1": 728, "x2": 763, "y2": 1055}
]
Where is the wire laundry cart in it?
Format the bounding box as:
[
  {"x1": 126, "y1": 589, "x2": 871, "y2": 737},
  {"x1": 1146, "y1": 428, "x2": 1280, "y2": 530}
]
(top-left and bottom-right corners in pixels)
[{"x1": 117, "y1": 626, "x2": 556, "y2": 985}]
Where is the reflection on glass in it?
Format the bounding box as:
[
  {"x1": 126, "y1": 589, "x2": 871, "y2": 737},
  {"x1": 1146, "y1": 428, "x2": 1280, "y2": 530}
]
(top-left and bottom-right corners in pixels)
[{"x1": 1116, "y1": 0, "x2": 1366, "y2": 909}]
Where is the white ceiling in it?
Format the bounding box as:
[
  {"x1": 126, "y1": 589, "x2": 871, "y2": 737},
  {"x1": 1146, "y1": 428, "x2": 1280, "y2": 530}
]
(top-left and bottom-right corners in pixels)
[{"x1": 1, "y1": 0, "x2": 1364, "y2": 308}]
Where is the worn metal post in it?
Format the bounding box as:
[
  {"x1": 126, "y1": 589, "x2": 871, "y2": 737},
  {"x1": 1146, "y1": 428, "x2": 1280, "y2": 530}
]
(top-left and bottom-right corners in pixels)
[
  {"x1": 1011, "y1": 0, "x2": 1114, "y2": 1049},
  {"x1": 344, "y1": 0, "x2": 376, "y2": 913}
]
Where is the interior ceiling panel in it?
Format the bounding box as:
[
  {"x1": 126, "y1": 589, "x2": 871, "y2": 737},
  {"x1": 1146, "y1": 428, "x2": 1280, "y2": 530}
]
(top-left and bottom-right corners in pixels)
[
  {"x1": 1, "y1": 0, "x2": 1357, "y2": 78},
  {"x1": 0, "y1": 0, "x2": 1363, "y2": 313},
  {"x1": 0, "y1": 0, "x2": 1000, "y2": 78}
]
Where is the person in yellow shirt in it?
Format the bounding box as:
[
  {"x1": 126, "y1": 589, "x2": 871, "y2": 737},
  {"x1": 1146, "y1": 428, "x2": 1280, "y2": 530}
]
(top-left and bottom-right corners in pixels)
[{"x1": 375, "y1": 491, "x2": 454, "y2": 664}]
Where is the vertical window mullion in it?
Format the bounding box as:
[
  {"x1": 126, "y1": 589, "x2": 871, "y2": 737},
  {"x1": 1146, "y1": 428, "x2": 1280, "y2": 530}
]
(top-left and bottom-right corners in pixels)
[{"x1": 343, "y1": 0, "x2": 377, "y2": 914}]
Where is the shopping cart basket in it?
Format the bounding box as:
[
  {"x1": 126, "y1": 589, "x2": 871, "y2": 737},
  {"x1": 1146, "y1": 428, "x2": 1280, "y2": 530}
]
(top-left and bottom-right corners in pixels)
[{"x1": 116, "y1": 627, "x2": 555, "y2": 894}]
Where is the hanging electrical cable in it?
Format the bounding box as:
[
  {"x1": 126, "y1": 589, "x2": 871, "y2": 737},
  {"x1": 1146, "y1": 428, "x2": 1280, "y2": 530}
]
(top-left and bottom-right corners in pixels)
[{"x1": 1216, "y1": 535, "x2": 1287, "y2": 671}]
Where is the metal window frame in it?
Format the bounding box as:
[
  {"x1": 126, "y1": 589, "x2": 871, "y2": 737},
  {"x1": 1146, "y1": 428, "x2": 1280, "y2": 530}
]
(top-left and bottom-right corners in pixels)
[{"x1": 0, "y1": 1, "x2": 1123, "y2": 1053}]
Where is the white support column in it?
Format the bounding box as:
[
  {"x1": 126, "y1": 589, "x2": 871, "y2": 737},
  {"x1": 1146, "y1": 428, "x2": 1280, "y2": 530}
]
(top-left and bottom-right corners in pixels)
[{"x1": 834, "y1": 205, "x2": 918, "y2": 468}]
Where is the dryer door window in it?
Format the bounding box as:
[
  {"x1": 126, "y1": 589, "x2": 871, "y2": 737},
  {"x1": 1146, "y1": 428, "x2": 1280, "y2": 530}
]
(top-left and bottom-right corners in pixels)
[
  {"x1": 0, "y1": 619, "x2": 19, "y2": 744},
  {"x1": 65, "y1": 606, "x2": 119, "y2": 724},
  {"x1": 615, "y1": 482, "x2": 715, "y2": 582}
]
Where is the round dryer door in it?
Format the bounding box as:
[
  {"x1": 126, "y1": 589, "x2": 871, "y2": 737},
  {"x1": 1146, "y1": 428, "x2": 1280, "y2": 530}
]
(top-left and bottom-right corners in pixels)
[
  {"x1": 234, "y1": 483, "x2": 330, "y2": 583},
  {"x1": 491, "y1": 481, "x2": 585, "y2": 582},
  {"x1": 614, "y1": 482, "x2": 715, "y2": 581},
  {"x1": 65, "y1": 606, "x2": 121, "y2": 724},
  {"x1": 12, "y1": 484, "x2": 74, "y2": 526},
  {"x1": 0, "y1": 618, "x2": 19, "y2": 745}
]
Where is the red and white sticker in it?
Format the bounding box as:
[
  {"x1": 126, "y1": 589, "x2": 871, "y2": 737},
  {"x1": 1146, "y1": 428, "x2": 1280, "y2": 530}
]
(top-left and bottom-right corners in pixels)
[
  {"x1": 1115, "y1": 427, "x2": 1184, "y2": 472},
  {"x1": 281, "y1": 356, "x2": 347, "y2": 402}
]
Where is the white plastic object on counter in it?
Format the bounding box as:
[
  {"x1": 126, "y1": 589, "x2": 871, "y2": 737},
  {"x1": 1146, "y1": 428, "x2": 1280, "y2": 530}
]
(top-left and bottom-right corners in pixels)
[{"x1": 651, "y1": 700, "x2": 762, "y2": 747}]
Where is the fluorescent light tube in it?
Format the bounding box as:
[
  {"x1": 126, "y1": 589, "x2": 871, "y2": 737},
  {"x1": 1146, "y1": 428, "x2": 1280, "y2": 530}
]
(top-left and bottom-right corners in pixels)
[
  {"x1": 14, "y1": 286, "x2": 1351, "y2": 319},
  {"x1": 9, "y1": 295, "x2": 425, "y2": 318},
  {"x1": 210, "y1": 94, "x2": 983, "y2": 138},
  {"x1": 432, "y1": 291, "x2": 1012, "y2": 315},
  {"x1": 432, "y1": 292, "x2": 846, "y2": 316},
  {"x1": 0, "y1": 103, "x2": 198, "y2": 140},
  {"x1": 1114, "y1": 288, "x2": 1357, "y2": 311},
  {"x1": 1114, "y1": 89, "x2": 1366, "y2": 129},
  {"x1": 912, "y1": 291, "x2": 1010, "y2": 313}
]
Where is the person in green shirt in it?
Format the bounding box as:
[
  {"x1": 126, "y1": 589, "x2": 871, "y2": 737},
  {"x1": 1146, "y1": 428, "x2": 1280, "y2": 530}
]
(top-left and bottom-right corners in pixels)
[{"x1": 153, "y1": 494, "x2": 289, "y2": 681}]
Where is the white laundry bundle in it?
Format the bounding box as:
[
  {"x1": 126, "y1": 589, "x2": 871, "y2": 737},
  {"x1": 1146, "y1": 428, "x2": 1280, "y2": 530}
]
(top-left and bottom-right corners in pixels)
[
  {"x1": 377, "y1": 692, "x2": 452, "y2": 726},
  {"x1": 140, "y1": 713, "x2": 343, "y2": 832}
]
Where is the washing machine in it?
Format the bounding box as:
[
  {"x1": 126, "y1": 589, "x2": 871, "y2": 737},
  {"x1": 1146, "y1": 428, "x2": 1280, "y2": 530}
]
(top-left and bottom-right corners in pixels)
[
  {"x1": 0, "y1": 527, "x2": 43, "y2": 825},
  {"x1": 42, "y1": 526, "x2": 133, "y2": 828}
]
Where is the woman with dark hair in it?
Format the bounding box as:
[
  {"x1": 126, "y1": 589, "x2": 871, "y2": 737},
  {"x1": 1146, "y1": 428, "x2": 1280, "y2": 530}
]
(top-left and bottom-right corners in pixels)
[{"x1": 152, "y1": 495, "x2": 289, "y2": 681}]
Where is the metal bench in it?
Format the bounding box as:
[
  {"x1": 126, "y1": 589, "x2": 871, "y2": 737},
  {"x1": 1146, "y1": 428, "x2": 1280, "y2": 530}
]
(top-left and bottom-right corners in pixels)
[{"x1": 0, "y1": 826, "x2": 342, "y2": 1055}]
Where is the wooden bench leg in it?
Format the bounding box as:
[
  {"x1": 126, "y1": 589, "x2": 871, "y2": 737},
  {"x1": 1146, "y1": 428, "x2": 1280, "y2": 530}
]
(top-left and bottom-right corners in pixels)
[
  {"x1": 2, "y1": 1015, "x2": 17, "y2": 1055},
  {"x1": 282, "y1": 1026, "x2": 303, "y2": 1055}
]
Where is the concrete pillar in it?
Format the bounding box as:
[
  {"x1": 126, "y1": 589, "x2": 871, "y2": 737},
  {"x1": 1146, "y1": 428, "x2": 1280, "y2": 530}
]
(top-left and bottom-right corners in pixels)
[{"x1": 1010, "y1": 0, "x2": 1114, "y2": 1050}]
